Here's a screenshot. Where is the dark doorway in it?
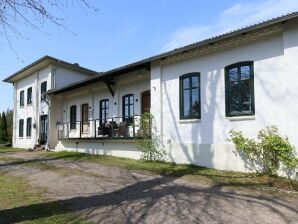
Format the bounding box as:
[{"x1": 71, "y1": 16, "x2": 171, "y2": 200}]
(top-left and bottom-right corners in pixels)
[
  {"x1": 141, "y1": 90, "x2": 151, "y2": 114},
  {"x1": 81, "y1": 104, "x2": 89, "y2": 133},
  {"x1": 40, "y1": 115, "x2": 48, "y2": 145}
]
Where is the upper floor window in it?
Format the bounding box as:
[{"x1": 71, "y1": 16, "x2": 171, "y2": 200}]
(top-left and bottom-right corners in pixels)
[
  {"x1": 20, "y1": 90, "x2": 24, "y2": 107},
  {"x1": 123, "y1": 94, "x2": 134, "y2": 123},
  {"x1": 26, "y1": 117, "x2": 32, "y2": 137},
  {"x1": 70, "y1": 105, "x2": 77, "y2": 130},
  {"x1": 225, "y1": 62, "x2": 255, "y2": 117},
  {"x1": 180, "y1": 73, "x2": 201, "y2": 120},
  {"x1": 100, "y1": 99, "x2": 109, "y2": 125},
  {"x1": 19, "y1": 119, "x2": 24, "y2": 138},
  {"x1": 41, "y1": 81, "x2": 47, "y2": 101},
  {"x1": 27, "y1": 87, "x2": 32, "y2": 105}
]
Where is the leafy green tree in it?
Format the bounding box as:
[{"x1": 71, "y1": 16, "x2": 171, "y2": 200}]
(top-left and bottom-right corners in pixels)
[
  {"x1": 6, "y1": 109, "x2": 13, "y2": 143},
  {"x1": 0, "y1": 112, "x2": 3, "y2": 143},
  {"x1": 0, "y1": 112, "x2": 8, "y2": 143}
]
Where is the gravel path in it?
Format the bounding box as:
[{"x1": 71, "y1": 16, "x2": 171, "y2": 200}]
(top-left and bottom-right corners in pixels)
[{"x1": 0, "y1": 151, "x2": 297, "y2": 224}]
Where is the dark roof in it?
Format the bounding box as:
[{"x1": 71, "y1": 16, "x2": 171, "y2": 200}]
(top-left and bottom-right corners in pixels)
[
  {"x1": 3, "y1": 55, "x2": 99, "y2": 83},
  {"x1": 45, "y1": 11, "x2": 297, "y2": 94}
]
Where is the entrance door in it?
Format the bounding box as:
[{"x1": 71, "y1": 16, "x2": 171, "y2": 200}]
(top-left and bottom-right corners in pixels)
[
  {"x1": 81, "y1": 104, "x2": 89, "y2": 133},
  {"x1": 141, "y1": 90, "x2": 151, "y2": 113},
  {"x1": 40, "y1": 115, "x2": 48, "y2": 144}
]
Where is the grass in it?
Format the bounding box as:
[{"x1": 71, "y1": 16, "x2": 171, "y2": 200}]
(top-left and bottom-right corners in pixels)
[
  {"x1": 0, "y1": 145, "x2": 26, "y2": 153},
  {"x1": 42, "y1": 150, "x2": 298, "y2": 193},
  {"x1": 0, "y1": 170, "x2": 91, "y2": 224}
]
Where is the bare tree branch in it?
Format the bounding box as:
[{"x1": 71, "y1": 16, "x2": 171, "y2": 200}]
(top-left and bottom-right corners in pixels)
[{"x1": 0, "y1": 0, "x2": 98, "y2": 53}]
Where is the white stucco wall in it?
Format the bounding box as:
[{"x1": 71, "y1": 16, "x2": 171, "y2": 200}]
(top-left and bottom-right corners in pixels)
[
  {"x1": 13, "y1": 64, "x2": 95, "y2": 149},
  {"x1": 14, "y1": 66, "x2": 52, "y2": 148},
  {"x1": 151, "y1": 24, "x2": 298, "y2": 173},
  {"x1": 54, "y1": 66, "x2": 93, "y2": 89}
]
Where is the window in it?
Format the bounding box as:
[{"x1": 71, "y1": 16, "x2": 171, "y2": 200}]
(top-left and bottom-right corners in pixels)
[
  {"x1": 26, "y1": 117, "x2": 32, "y2": 137},
  {"x1": 20, "y1": 90, "x2": 24, "y2": 107},
  {"x1": 70, "y1": 105, "x2": 77, "y2": 130},
  {"x1": 122, "y1": 94, "x2": 134, "y2": 123},
  {"x1": 225, "y1": 62, "x2": 255, "y2": 117},
  {"x1": 27, "y1": 87, "x2": 32, "y2": 105},
  {"x1": 19, "y1": 119, "x2": 24, "y2": 137},
  {"x1": 179, "y1": 73, "x2": 201, "y2": 119},
  {"x1": 100, "y1": 99, "x2": 109, "y2": 125},
  {"x1": 41, "y1": 81, "x2": 47, "y2": 101}
]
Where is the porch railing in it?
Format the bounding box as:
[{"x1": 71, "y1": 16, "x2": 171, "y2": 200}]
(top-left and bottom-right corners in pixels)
[{"x1": 57, "y1": 115, "x2": 151, "y2": 140}]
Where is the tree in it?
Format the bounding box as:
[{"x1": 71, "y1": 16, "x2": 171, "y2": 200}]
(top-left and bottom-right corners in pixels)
[
  {"x1": 6, "y1": 109, "x2": 13, "y2": 143},
  {"x1": 0, "y1": 1, "x2": 97, "y2": 49},
  {"x1": 0, "y1": 112, "x2": 8, "y2": 142},
  {"x1": 0, "y1": 112, "x2": 3, "y2": 143}
]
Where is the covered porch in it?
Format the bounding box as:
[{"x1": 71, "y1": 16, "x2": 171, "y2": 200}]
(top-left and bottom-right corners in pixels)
[{"x1": 48, "y1": 64, "x2": 151, "y2": 147}]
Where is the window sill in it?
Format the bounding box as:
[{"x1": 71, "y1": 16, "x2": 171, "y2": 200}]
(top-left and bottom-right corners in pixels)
[
  {"x1": 179, "y1": 119, "x2": 201, "y2": 124},
  {"x1": 26, "y1": 136, "x2": 31, "y2": 139},
  {"x1": 226, "y1": 116, "x2": 255, "y2": 121}
]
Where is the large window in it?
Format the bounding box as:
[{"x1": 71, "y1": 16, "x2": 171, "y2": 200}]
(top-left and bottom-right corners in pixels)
[
  {"x1": 100, "y1": 99, "x2": 109, "y2": 125},
  {"x1": 225, "y1": 62, "x2": 255, "y2": 117},
  {"x1": 19, "y1": 119, "x2": 24, "y2": 138},
  {"x1": 26, "y1": 117, "x2": 32, "y2": 137},
  {"x1": 20, "y1": 90, "x2": 24, "y2": 107},
  {"x1": 70, "y1": 105, "x2": 77, "y2": 130},
  {"x1": 122, "y1": 94, "x2": 134, "y2": 123},
  {"x1": 41, "y1": 81, "x2": 47, "y2": 101},
  {"x1": 27, "y1": 87, "x2": 32, "y2": 105},
  {"x1": 180, "y1": 73, "x2": 201, "y2": 119}
]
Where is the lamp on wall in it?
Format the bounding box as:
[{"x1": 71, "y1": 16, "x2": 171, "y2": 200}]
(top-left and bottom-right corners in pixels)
[{"x1": 138, "y1": 70, "x2": 143, "y2": 78}]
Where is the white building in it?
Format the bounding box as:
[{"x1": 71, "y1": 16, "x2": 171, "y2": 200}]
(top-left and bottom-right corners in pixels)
[
  {"x1": 4, "y1": 13, "x2": 298, "y2": 174},
  {"x1": 3, "y1": 56, "x2": 98, "y2": 149}
]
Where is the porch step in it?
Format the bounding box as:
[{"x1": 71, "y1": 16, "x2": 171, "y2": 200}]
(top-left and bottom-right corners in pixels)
[{"x1": 34, "y1": 144, "x2": 46, "y2": 151}]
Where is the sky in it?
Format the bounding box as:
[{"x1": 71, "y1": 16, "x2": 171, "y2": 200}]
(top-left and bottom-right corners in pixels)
[{"x1": 0, "y1": 0, "x2": 298, "y2": 112}]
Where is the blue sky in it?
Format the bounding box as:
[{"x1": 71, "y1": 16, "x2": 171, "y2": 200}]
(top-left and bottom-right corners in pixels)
[{"x1": 1, "y1": 0, "x2": 298, "y2": 112}]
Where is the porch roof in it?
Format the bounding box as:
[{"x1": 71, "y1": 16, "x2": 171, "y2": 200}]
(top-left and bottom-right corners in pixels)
[{"x1": 48, "y1": 12, "x2": 298, "y2": 95}]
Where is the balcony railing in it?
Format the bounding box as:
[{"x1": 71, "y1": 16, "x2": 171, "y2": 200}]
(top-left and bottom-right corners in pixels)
[{"x1": 57, "y1": 115, "x2": 151, "y2": 140}]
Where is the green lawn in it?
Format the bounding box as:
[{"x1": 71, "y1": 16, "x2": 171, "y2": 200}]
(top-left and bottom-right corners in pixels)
[
  {"x1": 0, "y1": 170, "x2": 91, "y2": 224},
  {"x1": 43, "y1": 150, "x2": 298, "y2": 193},
  {"x1": 0, "y1": 145, "x2": 26, "y2": 153}
]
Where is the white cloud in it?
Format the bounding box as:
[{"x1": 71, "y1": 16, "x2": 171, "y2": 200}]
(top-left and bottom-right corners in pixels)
[{"x1": 161, "y1": 0, "x2": 298, "y2": 52}]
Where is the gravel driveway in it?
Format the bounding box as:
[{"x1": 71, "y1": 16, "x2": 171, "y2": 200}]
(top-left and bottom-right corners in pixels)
[{"x1": 0, "y1": 151, "x2": 297, "y2": 224}]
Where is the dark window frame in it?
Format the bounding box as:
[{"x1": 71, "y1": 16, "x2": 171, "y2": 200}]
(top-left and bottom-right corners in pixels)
[
  {"x1": 27, "y1": 87, "x2": 32, "y2": 105},
  {"x1": 26, "y1": 117, "x2": 32, "y2": 137},
  {"x1": 179, "y1": 73, "x2": 201, "y2": 120},
  {"x1": 122, "y1": 94, "x2": 134, "y2": 123},
  {"x1": 70, "y1": 105, "x2": 77, "y2": 130},
  {"x1": 225, "y1": 61, "x2": 255, "y2": 117},
  {"x1": 20, "y1": 90, "x2": 24, "y2": 107},
  {"x1": 41, "y1": 81, "x2": 47, "y2": 101},
  {"x1": 99, "y1": 99, "x2": 109, "y2": 126},
  {"x1": 19, "y1": 119, "x2": 24, "y2": 138}
]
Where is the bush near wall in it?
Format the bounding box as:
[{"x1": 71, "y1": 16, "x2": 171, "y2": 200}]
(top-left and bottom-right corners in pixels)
[{"x1": 228, "y1": 126, "x2": 298, "y2": 177}]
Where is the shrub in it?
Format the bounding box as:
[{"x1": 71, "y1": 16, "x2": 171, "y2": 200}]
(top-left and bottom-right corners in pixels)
[
  {"x1": 228, "y1": 126, "x2": 298, "y2": 176},
  {"x1": 137, "y1": 113, "x2": 164, "y2": 161}
]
